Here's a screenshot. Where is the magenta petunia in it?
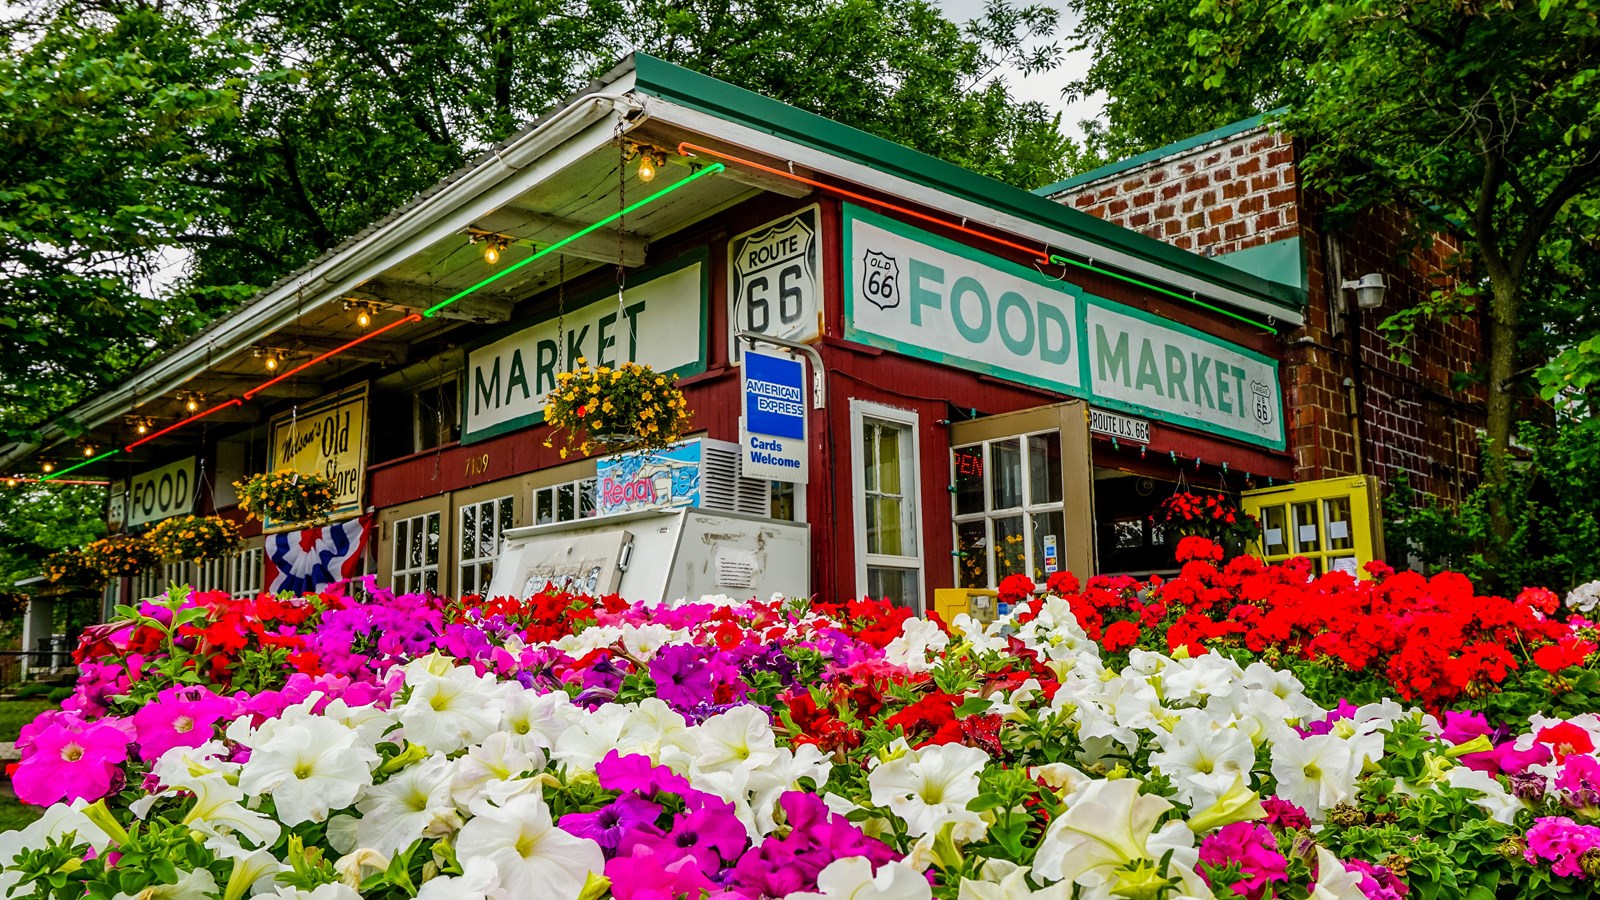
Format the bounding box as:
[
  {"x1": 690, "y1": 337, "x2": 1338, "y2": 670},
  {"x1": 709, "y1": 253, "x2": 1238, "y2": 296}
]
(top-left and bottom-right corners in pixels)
[
  {"x1": 1197, "y1": 822, "x2": 1289, "y2": 900},
  {"x1": 13, "y1": 719, "x2": 132, "y2": 806},
  {"x1": 131, "y1": 685, "x2": 233, "y2": 762}
]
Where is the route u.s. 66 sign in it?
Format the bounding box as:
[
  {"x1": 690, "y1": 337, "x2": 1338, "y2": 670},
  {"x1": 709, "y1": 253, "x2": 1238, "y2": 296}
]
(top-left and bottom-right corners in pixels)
[{"x1": 728, "y1": 205, "x2": 821, "y2": 356}]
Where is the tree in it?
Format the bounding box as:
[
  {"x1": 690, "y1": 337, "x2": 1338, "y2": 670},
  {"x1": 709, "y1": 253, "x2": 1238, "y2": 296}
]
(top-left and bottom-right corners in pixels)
[
  {"x1": 0, "y1": 0, "x2": 1072, "y2": 443},
  {"x1": 0, "y1": 484, "x2": 106, "y2": 590},
  {"x1": 1069, "y1": 0, "x2": 1600, "y2": 543}
]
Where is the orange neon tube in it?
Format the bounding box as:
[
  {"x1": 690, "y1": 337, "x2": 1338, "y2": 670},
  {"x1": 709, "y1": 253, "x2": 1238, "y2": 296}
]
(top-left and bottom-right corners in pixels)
[
  {"x1": 244, "y1": 313, "x2": 422, "y2": 400},
  {"x1": 125, "y1": 399, "x2": 243, "y2": 451},
  {"x1": 676, "y1": 142, "x2": 1051, "y2": 263}
]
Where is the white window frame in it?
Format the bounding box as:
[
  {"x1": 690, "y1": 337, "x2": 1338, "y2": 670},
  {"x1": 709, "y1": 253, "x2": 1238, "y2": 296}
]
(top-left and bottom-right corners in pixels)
[
  {"x1": 458, "y1": 495, "x2": 514, "y2": 597},
  {"x1": 951, "y1": 430, "x2": 1068, "y2": 589},
  {"x1": 533, "y1": 478, "x2": 599, "y2": 525},
  {"x1": 392, "y1": 510, "x2": 442, "y2": 595},
  {"x1": 850, "y1": 400, "x2": 925, "y2": 613}
]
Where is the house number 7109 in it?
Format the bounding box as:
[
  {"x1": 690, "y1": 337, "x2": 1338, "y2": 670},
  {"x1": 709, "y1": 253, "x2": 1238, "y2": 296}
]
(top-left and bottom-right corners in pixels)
[{"x1": 465, "y1": 454, "x2": 490, "y2": 477}]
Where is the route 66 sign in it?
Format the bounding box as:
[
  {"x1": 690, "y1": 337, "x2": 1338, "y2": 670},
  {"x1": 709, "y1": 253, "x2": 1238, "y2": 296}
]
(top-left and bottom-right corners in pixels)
[
  {"x1": 860, "y1": 250, "x2": 901, "y2": 310},
  {"x1": 729, "y1": 206, "x2": 821, "y2": 357},
  {"x1": 1251, "y1": 380, "x2": 1276, "y2": 425}
]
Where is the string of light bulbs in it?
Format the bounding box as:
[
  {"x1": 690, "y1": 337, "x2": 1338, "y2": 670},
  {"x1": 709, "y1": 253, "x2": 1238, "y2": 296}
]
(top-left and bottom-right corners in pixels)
[{"x1": 34, "y1": 161, "x2": 727, "y2": 481}]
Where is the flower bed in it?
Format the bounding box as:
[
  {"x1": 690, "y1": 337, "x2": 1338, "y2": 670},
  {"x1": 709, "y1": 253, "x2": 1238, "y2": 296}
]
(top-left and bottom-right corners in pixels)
[{"x1": 4, "y1": 547, "x2": 1600, "y2": 899}]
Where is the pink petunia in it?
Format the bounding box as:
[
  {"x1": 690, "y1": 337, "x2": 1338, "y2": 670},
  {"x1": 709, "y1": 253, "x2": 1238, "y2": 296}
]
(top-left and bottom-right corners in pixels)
[
  {"x1": 13, "y1": 719, "x2": 131, "y2": 806},
  {"x1": 131, "y1": 686, "x2": 233, "y2": 762}
]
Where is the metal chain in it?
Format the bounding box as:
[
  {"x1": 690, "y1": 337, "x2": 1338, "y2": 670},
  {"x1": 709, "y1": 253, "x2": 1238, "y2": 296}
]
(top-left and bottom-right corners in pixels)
[
  {"x1": 555, "y1": 256, "x2": 567, "y2": 372},
  {"x1": 616, "y1": 123, "x2": 629, "y2": 360}
]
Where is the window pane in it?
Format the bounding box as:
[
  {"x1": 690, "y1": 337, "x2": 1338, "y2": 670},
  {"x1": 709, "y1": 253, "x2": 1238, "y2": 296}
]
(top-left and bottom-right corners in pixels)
[
  {"x1": 1031, "y1": 509, "x2": 1065, "y2": 581},
  {"x1": 425, "y1": 513, "x2": 440, "y2": 565},
  {"x1": 866, "y1": 566, "x2": 919, "y2": 609},
  {"x1": 499, "y1": 498, "x2": 515, "y2": 535},
  {"x1": 479, "y1": 504, "x2": 496, "y2": 559},
  {"x1": 876, "y1": 423, "x2": 903, "y2": 495},
  {"x1": 771, "y1": 481, "x2": 795, "y2": 521},
  {"x1": 952, "y1": 445, "x2": 985, "y2": 515},
  {"x1": 868, "y1": 497, "x2": 904, "y2": 556},
  {"x1": 408, "y1": 520, "x2": 423, "y2": 569},
  {"x1": 579, "y1": 480, "x2": 598, "y2": 519},
  {"x1": 558, "y1": 484, "x2": 575, "y2": 522},
  {"x1": 536, "y1": 488, "x2": 553, "y2": 525},
  {"x1": 994, "y1": 514, "x2": 1026, "y2": 580},
  {"x1": 1292, "y1": 501, "x2": 1320, "y2": 553},
  {"x1": 460, "y1": 506, "x2": 478, "y2": 561},
  {"x1": 956, "y1": 521, "x2": 989, "y2": 589},
  {"x1": 1262, "y1": 506, "x2": 1288, "y2": 555},
  {"x1": 1027, "y1": 432, "x2": 1063, "y2": 505},
  {"x1": 424, "y1": 569, "x2": 438, "y2": 595},
  {"x1": 479, "y1": 560, "x2": 494, "y2": 590},
  {"x1": 861, "y1": 426, "x2": 878, "y2": 494},
  {"x1": 461, "y1": 567, "x2": 478, "y2": 596},
  {"x1": 1323, "y1": 497, "x2": 1353, "y2": 550},
  {"x1": 990, "y1": 438, "x2": 1022, "y2": 510}
]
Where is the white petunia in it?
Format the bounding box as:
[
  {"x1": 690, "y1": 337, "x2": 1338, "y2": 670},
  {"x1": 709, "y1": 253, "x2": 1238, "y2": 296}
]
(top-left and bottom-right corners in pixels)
[
  {"x1": 399, "y1": 665, "x2": 501, "y2": 753},
  {"x1": 1032, "y1": 778, "x2": 1211, "y2": 899},
  {"x1": 415, "y1": 858, "x2": 508, "y2": 900},
  {"x1": 957, "y1": 859, "x2": 1073, "y2": 900},
  {"x1": 237, "y1": 717, "x2": 377, "y2": 826},
  {"x1": 456, "y1": 793, "x2": 604, "y2": 899},
  {"x1": 452, "y1": 731, "x2": 542, "y2": 809},
  {"x1": 330, "y1": 752, "x2": 461, "y2": 857},
  {"x1": 269, "y1": 884, "x2": 365, "y2": 900},
  {"x1": 885, "y1": 618, "x2": 951, "y2": 672},
  {"x1": 868, "y1": 741, "x2": 989, "y2": 838},
  {"x1": 791, "y1": 857, "x2": 933, "y2": 900},
  {"x1": 179, "y1": 772, "x2": 283, "y2": 852},
  {"x1": 692, "y1": 705, "x2": 782, "y2": 775},
  {"x1": 1269, "y1": 733, "x2": 1360, "y2": 819},
  {"x1": 1149, "y1": 717, "x2": 1256, "y2": 809}
]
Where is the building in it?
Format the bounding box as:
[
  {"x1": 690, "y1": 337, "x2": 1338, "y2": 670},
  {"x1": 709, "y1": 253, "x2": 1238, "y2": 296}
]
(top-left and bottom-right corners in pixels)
[
  {"x1": 4, "y1": 56, "x2": 1337, "y2": 617},
  {"x1": 1037, "y1": 113, "x2": 1485, "y2": 508}
]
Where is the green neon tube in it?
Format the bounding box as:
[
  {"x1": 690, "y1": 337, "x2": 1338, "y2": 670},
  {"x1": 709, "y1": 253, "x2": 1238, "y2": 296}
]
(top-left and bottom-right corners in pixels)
[
  {"x1": 42, "y1": 448, "x2": 121, "y2": 481},
  {"x1": 424, "y1": 163, "x2": 727, "y2": 318},
  {"x1": 1047, "y1": 254, "x2": 1279, "y2": 335}
]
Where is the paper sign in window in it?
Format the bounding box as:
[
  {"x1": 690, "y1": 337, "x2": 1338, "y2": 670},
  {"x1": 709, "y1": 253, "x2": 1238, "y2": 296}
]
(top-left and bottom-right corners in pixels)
[{"x1": 1328, "y1": 520, "x2": 1350, "y2": 540}]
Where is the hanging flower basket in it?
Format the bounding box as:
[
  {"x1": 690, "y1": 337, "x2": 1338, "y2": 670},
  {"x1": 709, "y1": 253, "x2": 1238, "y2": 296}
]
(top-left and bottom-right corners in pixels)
[
  {"x1": 44, "y1": 549, "x2": 106, "y2": 587},
  {"x1": 79, "y1": 535, "x2": 159, "y2": 579},
  {"x1": 233, "y1": 469, "x2": 337, "y2": 525},
  {"x1": 543, "y1": 358, "x2": 693, "y2": 457},
  {"x1": 145, "y1": 514, "x2": 244, "y2": 562},
  {"x1": 1156, "y1": 491, "x2": 1262, "y2": 553}
]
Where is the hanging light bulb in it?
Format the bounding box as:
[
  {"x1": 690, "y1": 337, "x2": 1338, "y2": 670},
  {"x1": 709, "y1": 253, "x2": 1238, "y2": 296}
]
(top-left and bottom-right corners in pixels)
[
  {"x1": 266, "y1": 353, "x2": 279, "y2": 371},
  {"x1": 637, "y1": 153, "x2": 658, "y2": 182},
  {"x1": 82, "y1": 443, "x2": 95, "y2": 457},
  {"x1": 483, "y1": 242, "x2": 500, "y2": 265},
  {"x1": 136, "y1": 419, "x2": 148, "y2": 435},
  {"x1": 186, "y1": 395, "x2": 199, "y2": 413},
  {"x1": 40, "y1": 460, "x2": 54, "y2": 474},
  {"x1": 357, "y1": 307, "x2": 372, "y2": 328}
]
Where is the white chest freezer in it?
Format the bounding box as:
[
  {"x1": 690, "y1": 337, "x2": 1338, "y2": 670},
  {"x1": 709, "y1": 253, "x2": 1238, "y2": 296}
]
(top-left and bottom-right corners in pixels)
[{"x1": 482, "y1": 507, "x2": 810, "y2": 602}]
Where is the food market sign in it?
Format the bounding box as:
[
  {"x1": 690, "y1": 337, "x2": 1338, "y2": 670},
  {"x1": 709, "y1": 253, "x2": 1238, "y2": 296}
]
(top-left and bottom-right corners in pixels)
[
  {"x1": 843, "y1": 205, "x2": 1284, "y2": 450},
  {"x1": 267, "y1": 383, "x2": 369, "y2": 530},
  {"x1": 127, "y1": 457, "x2": 195, "y2": 528},
  {"x1": 463, "y1": 250, "x2": 709, "y2": 444}
]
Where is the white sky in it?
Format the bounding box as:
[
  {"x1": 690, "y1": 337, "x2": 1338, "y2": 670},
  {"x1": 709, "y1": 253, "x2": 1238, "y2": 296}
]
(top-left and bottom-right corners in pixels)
[{"x1": 933, "y1": 0, "x2": 1105, "y2": 142}]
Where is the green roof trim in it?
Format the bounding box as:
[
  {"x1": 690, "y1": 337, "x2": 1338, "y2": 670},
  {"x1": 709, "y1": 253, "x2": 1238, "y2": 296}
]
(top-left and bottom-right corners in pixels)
[
  {"x1": 626, "y1": 55, "x2": 1304, "y2": 314},
  {"x1": 1032, "y1": 109, "x2": 1288, "y2": 198}
]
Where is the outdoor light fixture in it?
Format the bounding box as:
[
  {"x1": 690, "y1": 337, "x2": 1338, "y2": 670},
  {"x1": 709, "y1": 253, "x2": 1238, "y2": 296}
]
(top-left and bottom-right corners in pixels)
[
  {"x1": 127, "y1": 415, "x2": 155, "y2": 435},
  {"x1": 629, "y1": 144, "x2": 668, "y2": 183},
  {"x1": 40, "y1": 460, "x2": 54, "y2": 474},
  {"x1": 343, "y1": 300, "x2": 378, "y2": 329},
  {"x1": 1342, "y1": 273, "x2": 1387, "y2": 309},
  {"x1": 81, "y1": 443, "x2": 96, "y2": 457},
  {"x1": 254, "y1": 347, "x2": 281, "y2": 371},
  {"x1": 467, "y1": 230, "x2": 513, "y2": 265}
]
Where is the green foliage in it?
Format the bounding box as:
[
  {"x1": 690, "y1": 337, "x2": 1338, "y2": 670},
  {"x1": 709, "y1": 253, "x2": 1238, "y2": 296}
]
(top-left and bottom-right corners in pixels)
[
  {"x1": 1382, "y1": 419, "x2": 1600, "y2": 594},
  {"x1": 0, "y1": 484, "x2": 106, "y2": 592},
  {"x1": 0, "y1": 0, "x2": 1074, "y2": 445}
]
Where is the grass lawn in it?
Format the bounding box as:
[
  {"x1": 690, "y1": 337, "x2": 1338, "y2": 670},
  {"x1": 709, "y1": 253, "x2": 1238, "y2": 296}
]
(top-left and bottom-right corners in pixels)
[
  {"x1": 0, "y1": 699, "x2": 56, "y2": 831},
  {"x1": 0, "y1": 699, "x2": 53, "y2": 743}
]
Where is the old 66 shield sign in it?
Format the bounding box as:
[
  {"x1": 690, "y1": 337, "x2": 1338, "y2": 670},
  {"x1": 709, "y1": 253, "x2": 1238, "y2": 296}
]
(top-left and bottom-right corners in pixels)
[{"x1": 728, "y1": 206, "x2": 821, "y2": 355}]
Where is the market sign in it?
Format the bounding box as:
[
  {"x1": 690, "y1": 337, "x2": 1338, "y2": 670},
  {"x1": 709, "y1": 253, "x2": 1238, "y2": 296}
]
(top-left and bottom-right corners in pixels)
[
  {"x1": 844, "y1": 205, "x2": 1083, "y2": 394},
  {"x1": 267, "y1": 383, "x2": 369, "y2": 532},
  {"x1": 463, "y1": 249, "x2": 708, "y2": 444},
  {"x1": 842, "y1": 204, "x2": 1285, "y2": 450},
  {"x1": 740, "y1": 350, "x2": 808, "y2": 483},
  {"x1": 126, "y1": 457, "x2": 195, "y2": 528},
  {"x1": 595, "y1": 440, "x2": 703, "y2": 516},
  {"x1": 728, "y1": 206, "x2": 822, "y2": 356}
]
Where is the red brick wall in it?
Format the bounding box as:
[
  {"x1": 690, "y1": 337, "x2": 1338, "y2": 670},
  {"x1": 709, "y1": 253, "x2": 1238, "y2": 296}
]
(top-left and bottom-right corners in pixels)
[{"x1": 1049, "y1": 125, "x2": 1485, "y2": 504}]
